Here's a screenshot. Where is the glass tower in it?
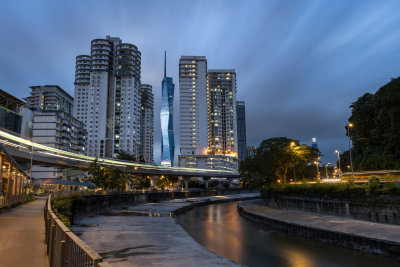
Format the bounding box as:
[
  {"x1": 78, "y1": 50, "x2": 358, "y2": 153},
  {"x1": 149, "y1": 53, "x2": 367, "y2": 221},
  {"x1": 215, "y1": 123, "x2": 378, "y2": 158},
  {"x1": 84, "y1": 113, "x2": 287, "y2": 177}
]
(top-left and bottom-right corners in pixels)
[{"x1": 160, "y1": 51, "x2": 175, "y2": 166}]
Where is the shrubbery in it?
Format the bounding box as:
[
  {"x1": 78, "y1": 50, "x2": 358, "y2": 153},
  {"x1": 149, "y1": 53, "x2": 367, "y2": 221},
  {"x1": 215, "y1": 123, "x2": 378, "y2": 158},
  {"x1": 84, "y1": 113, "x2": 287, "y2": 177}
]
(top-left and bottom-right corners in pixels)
[
  {"x1": 260, "y1": 177, "x2": 400, "y2": 202},
  {"x1": 51, "y1": 195, "x2": 88, "y2": 229}
]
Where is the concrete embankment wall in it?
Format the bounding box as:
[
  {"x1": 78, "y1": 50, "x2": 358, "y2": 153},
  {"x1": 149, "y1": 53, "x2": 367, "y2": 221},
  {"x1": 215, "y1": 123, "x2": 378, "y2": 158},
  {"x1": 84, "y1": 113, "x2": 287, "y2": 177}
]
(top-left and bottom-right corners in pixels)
[
  {"x1": 265, "y1": 196, "x2": 400, "y2": 225},
  {"x1": 238, "y1": 201, "x2": 400, "y2": 257}
]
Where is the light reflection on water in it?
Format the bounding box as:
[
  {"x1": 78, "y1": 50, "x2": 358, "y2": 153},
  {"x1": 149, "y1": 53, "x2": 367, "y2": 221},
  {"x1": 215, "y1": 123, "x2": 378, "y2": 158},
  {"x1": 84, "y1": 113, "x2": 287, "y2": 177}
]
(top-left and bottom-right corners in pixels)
[{"x1": 177, "y1": 201, "x2": 398, "y2": 267}]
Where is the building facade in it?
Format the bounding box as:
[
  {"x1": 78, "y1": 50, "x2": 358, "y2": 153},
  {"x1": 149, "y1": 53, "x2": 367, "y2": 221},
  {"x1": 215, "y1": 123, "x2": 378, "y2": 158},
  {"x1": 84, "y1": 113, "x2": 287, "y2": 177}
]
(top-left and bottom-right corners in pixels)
[
  {"x1": 178, "y1": 58, "x2": 239, "y2": 172},
  {"x1": 247, "y1": 146, "x2": 256, "y2": 157},
  {"x1": 73, "y1": 36, "x2": 142, "y2": 159},
  {"x1": 26, "y1": 85, "x2": 73, "y2": 114},
  {"x1": 207, "y1": 70, "x2": 238, "y2": 157},
  {"x1": 140, "y1": 84, "x2": 154, "y2": 164},
  {"x1": 236, "y1": 101, "x2": 247, "y2": 162},
  {"x1": 179, "y1": 56, "x2": 208, "y2": 156},
  {"x1": 160, "y1": 52, "x2": 175, "y2": 167},
  {"x1": 26, "y1": 85, "x2": 86, "y2": 181}
]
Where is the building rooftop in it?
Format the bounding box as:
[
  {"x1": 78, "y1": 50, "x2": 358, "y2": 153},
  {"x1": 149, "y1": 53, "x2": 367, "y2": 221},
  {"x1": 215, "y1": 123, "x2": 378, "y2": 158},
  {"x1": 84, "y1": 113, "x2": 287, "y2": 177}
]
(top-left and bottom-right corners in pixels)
[{"x1": 0, "y1": 89, "x2": 25, "y2": 111}]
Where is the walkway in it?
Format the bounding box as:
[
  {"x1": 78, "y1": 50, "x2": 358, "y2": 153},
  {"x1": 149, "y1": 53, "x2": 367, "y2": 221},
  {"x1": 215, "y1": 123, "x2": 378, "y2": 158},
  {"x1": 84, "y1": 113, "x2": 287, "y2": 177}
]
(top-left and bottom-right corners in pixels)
[
  {"x1": 239, "y1": 200, "x2": 400, "y2": 245},
  {"x1": 0, "y1": 197, "x2": 48, "y2": 267}
]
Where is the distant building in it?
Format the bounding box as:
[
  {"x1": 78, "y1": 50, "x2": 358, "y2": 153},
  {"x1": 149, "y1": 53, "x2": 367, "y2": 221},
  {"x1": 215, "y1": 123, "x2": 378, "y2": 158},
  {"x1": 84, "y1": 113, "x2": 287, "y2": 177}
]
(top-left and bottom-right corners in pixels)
[
  {"x1": 26, "y1": 85, "x2": 86, "y2": 181},
  {"x1": 140, "y1": 84, "x2": 154, "y2": 164},
  {"x1": 0, "y1": 89, "x2": 32, "y2": 139},
  {"x1": 178, "y1": 56, "x2": 239, "y2": 172},
  {"x1": 73, "y1": 36, "x2": 142, "y2": 159},
  {"x1": 179, "y1": 56, "x2": 208, "y2": 156},
  {"x1": 160, "y1": 52, "x2": 175, "y2": 167},
  {"x1": 207, "y1": 70, "x2": 238, "y2": 157},
  {"x1": 236, "y1": 101, "x2": 247, "y2": 162},
  {"x1": 26, "y1": 85, "x2": 73, "y2": 114},
  {"x1": 247, "y1": 146, "x2": 256, "y2": 157},
  {"x1": 312, "y1": 137, "x2": 318, "y2": 149}
]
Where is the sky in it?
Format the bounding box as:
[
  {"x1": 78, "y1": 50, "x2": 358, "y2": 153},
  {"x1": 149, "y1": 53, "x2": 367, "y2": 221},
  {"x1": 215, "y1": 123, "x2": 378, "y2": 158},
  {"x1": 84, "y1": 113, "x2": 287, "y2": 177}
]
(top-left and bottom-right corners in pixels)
[{"x1": 1, "y1": 0, "x2": 400, "y2": 164}]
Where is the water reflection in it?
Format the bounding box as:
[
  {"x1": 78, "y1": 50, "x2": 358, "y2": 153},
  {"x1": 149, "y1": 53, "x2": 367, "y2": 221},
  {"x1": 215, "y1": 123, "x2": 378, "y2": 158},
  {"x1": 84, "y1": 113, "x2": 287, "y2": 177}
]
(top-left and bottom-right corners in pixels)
[{"x1": 177, "y1": 201, "x2": 398, "y2": 267}]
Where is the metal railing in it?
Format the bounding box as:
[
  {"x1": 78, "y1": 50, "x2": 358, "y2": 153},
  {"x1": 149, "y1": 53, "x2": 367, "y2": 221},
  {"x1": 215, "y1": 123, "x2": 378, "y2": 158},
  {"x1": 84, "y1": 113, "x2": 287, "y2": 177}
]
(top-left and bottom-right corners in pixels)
[{"x1": 44, "y1": 194, "x2": 109, "y2": 267}]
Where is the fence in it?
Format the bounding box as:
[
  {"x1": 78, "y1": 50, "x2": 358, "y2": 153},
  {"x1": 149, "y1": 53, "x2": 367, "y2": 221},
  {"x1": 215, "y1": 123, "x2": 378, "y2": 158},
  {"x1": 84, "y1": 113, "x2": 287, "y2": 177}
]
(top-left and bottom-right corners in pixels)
[
  {"x1": 0, "y1": 193, "x2": 26, "y2": 208},
  {"x1": 44, "y1": 194, "x2": 111, "y2": 267}
]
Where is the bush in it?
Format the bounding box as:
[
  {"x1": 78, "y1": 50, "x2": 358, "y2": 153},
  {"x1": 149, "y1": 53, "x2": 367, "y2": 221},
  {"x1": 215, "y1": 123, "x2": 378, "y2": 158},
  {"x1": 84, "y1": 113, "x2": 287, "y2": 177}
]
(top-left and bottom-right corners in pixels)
[{"x1": 52, "y1": 195, "x2": 88, "y2": 229}]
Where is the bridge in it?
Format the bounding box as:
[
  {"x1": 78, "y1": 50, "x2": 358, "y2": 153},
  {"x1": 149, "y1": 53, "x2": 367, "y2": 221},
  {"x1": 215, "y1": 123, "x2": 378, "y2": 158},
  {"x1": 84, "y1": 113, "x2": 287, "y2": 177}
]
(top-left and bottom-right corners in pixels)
[{"x1": 0, "y1": 130, "x2": 239, "y2": 179}]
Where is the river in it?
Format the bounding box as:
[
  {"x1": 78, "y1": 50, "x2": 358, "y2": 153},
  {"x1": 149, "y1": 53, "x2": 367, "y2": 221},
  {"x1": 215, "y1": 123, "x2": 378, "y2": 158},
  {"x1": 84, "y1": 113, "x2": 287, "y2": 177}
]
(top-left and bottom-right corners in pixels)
[{"x1": 177, "y1": 201, "x2": 398, "y2": 267}]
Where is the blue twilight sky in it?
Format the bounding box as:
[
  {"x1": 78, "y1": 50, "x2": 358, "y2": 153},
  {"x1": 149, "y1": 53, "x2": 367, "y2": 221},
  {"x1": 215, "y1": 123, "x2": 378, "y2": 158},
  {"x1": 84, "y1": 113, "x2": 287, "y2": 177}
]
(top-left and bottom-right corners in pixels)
[{"x1": 1, "y1": 0, "x2": 400, "y2": 164}]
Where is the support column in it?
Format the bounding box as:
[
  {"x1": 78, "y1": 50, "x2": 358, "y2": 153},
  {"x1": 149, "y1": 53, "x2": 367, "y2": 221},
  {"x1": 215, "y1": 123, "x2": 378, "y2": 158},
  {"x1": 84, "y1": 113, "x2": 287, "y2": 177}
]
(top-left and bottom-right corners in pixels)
[{"x1": 151, "y1": 176, "x2": 157, "y2": 189}]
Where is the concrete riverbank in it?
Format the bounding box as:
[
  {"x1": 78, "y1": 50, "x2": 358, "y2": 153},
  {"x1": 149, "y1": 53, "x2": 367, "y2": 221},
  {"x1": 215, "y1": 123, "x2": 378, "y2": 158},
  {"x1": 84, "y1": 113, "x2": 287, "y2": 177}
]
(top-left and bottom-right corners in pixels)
[
  {"x1": 73, "y1": 193, "x2": 259, "y2": 266},
  {"x1": 238, "y1": 199, "x2": 400, "y2": 258}
]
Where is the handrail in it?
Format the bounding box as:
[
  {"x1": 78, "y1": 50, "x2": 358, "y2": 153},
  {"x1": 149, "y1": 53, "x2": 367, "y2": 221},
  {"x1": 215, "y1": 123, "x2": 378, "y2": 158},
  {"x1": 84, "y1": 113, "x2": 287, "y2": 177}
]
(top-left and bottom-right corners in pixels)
[{"x1": 44, "y1": 194, "x2": 104, "y2": 267}]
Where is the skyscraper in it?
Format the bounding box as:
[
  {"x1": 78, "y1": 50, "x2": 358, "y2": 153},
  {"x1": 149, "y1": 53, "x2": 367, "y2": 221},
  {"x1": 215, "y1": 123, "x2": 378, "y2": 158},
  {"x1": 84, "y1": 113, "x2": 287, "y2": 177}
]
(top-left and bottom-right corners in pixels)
[
  {"x1": 236, "y1": 101, "x2": 247, "y2": 162},
  {"x1": 160, "y1": 52, "x2": 175, "y2": 167},
  {"x1": 140, "y1": 84, "x2": 154, "y2": 164},
  {"x1": 207, "y1": 70, "x2": 238, "y2": 157},
  {"x1": 178, "y1": 57, "x2": 239, "y2": 171},
  {"x1": 73, "y1": 36, "x2": 142, "y2": 159},
  {"x1": 179, "y1": 56, "x2": 208, "y2": 156}
]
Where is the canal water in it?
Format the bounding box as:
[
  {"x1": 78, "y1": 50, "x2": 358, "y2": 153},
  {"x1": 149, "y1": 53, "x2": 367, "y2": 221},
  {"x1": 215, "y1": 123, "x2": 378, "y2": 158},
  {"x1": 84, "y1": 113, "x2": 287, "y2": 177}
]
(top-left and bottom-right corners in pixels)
[{"x1": 177, "y1": 201, "x2": 398, "y2": 267}]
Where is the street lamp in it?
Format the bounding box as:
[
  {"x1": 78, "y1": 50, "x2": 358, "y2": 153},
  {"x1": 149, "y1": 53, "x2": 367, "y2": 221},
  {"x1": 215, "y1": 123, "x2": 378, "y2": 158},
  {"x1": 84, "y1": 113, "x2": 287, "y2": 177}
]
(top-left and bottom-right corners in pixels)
[
  {"x1": 314, "y1": 160, "x2": 320, "y2": 180},
  {"x1": 335, "y1": 150, "x2": 342, "y2": 179},
  {"x1": 347, "y1": 123, "x2": 354, "y2": 179}
]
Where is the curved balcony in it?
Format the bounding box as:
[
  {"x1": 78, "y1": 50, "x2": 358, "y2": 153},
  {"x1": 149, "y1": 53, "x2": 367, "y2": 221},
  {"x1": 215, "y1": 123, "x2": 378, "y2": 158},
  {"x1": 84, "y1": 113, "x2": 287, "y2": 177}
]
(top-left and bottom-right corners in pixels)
[{"x1": 91, "y1": 39, "x2": 111, "y2": 46}]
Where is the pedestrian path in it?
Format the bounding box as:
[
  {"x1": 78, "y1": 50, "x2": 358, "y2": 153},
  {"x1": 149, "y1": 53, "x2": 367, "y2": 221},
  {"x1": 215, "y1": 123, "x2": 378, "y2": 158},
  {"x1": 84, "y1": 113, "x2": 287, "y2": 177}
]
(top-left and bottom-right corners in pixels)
[
  {"x1": 0, "y1": 197, "x2": 48, "y2": 267},
  {"x1": 239, "y1": 200, "x2": 400, "y2": 244}
]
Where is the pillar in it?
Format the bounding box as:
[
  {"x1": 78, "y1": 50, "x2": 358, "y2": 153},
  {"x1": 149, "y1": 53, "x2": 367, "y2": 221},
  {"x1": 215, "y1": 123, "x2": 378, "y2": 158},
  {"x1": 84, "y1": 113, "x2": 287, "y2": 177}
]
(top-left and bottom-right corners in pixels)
[{"x1": 151, "y1": 176, "x2": 157, "y2": 189}]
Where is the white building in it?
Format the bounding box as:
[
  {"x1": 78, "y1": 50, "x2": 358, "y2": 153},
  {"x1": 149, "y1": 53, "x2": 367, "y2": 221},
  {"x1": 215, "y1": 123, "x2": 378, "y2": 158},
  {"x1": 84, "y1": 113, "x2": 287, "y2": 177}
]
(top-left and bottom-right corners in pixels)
[
  {"x1": 178, "y1": 57, "x2": 238, "y2": 172},
  {"x1": 139, "y1": 84, "x2": 154, "y2": 164},
  {"x1": 74, "y1": 36, "x2": 142, "y2": 159},
  {"x1": 179, "y1": 56, "x2": 208, "y2": 156},
  {"x1": 26, "y1": 85, "x2": 86, "y2": 181}
]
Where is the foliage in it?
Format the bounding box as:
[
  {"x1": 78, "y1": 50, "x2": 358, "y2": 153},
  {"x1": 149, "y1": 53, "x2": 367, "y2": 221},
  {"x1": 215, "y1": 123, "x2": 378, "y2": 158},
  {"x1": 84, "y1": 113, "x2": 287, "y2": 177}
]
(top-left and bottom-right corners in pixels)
[
  {"x1": 87, "y1": 159, "x2": 127, "y2": 190},
  {"x1": 260, "y1": 179, "x2": 400, "y2": 202},
  {"x1": 115, "y1": 150, "x2": 137, "y2": 162},
  {"x1": 239, "y1": 137, "x2": 320, "y2": 185},
  {"x1": 130, "y1": 174, "x2": 151, "y2": 190},
  {"x1": 156, "y1": 175, "x2": 178, "y2": 190},
  {"x1": 344, "y1": 77, "x2": 400, "y2": 170},
  {"x1": 51, "y1": 195, "x2": 88, "y2": 229}
]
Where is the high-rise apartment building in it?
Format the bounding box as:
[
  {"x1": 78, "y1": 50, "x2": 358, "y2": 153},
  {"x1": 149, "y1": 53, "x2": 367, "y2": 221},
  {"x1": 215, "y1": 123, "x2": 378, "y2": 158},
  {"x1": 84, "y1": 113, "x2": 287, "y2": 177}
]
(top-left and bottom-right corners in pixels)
[
  {"x1": 207, "y1": 70, "x2": 238, "y2": 156},
  {"x1": 160, "y1": 52, "x2": 175, "y2": 167},
  {"x1": 236, "y1": 101, "x2": 247, "y2": 162},
  {"x1": 179, "y1": 56, "x2": 208, "y2": 156},
  {"x1": 178, "y1": 57, "x2": 239, "y2": 172},
  {"x1": 73, "y1": 36, "x2": 142, "y2": 159},
  {"x1": 140, "y1": 84, "x2": 154, "y2": 164}
]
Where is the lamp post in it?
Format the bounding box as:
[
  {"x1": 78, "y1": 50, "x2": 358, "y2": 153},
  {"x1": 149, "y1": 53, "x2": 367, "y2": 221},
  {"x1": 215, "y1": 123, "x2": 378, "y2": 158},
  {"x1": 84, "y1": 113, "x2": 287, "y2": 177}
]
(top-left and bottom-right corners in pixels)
[
  {"x1": 314, "y1": 160, "x2": 320, "y2": 180},
  {"x1": 335, "y1": 150, "x2": 342, "y2": 179},
  {"x1": 347, "y1": 123, "x2": 354, "y2": 180}
]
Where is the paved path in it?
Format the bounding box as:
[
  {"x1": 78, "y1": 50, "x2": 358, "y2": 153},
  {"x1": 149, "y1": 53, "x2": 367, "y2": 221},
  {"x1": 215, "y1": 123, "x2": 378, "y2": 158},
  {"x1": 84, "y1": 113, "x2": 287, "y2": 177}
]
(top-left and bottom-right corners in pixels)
[
  {"x1": 74, "y1": 193, "x2": 259, "y2": 266},
  {"x1": 239, "y1": 200, "x2": 400, "y2": 245},
  {"x1": 0, "y1": 197, "x2": 48, "y2": 267}
]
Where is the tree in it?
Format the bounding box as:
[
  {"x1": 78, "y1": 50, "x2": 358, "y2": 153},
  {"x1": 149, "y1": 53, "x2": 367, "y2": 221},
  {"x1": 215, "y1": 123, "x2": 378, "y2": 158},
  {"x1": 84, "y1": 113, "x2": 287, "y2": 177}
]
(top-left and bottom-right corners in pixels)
[
  {"x1": 345, "y1": 77, "x2": 400, "y2": 170},
  {"x1": 115, "y1": 150, "x2": 137, "y2": 162},
  {"x1": 87, "y1": 159, "x2": 127, "y2": 190},
  {"x1": 239, "y1": 137, "x2": 320, "y2": 185}
]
